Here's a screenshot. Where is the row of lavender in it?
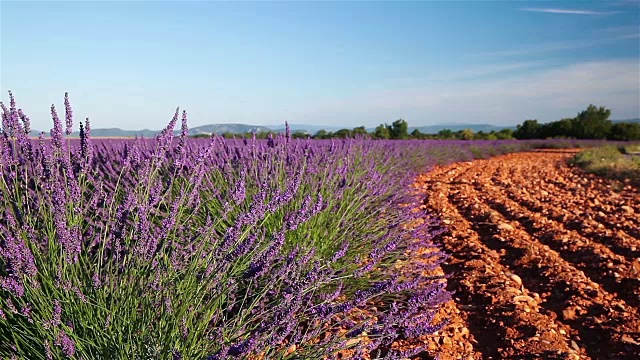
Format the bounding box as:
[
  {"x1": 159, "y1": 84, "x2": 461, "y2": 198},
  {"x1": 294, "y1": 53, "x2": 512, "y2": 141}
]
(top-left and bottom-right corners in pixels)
[{"x1": 0, "y1": 92, "x2": 612, "y2": 359}]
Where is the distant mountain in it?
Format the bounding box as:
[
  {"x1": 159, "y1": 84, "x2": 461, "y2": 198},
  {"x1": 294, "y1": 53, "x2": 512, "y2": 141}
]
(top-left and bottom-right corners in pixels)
[
  {"x1": 613, "y1": 118, "x2": 640, "y2": 124},
  {"x1": 189, "y1": 124, "x2": 272, "y2": 135},
  {"x1": 29, "y1": 123, "x2": 517, "y2": 137},
  {"x1": 31, "y1": 124, "x2": 273, "y2": 138},
  {"x1": 30, "y1": 128, "x2": 158, "y2": 138},
  {"x1": 89, "y1": 128, "x2": 158, "y2": 138}
]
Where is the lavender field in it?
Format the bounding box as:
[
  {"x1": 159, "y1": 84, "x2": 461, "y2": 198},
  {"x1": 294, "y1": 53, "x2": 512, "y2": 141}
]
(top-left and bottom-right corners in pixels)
[{"x1": 0, "y1": 93, "x2": 619, "y2": 359}]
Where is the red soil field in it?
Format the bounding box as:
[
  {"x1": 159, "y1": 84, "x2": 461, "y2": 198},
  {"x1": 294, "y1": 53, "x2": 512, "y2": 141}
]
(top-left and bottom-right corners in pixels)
[{"x1": 410, "y1": 149, "x2": 640, "y2": 360}]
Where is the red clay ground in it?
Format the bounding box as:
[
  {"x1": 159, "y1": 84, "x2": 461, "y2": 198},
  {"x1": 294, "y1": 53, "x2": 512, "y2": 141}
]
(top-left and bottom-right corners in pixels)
[{"x1": 408, "y1": 149, "x2": 640, "y2": 360}]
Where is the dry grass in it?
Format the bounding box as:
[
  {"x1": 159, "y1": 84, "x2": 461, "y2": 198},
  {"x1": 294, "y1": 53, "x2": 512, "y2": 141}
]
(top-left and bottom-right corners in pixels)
[{"x1": 572, "y1": 145, "x2": 640, "y2": 185}]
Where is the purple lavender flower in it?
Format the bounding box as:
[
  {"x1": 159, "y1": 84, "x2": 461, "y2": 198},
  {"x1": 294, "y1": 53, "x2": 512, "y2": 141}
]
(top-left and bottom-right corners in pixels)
[
  {"x1": 55, "y1": 330, "x2": 75, "y2": 357},
  {"x1": 0, "y1": 275, "x2": 25, "y2": 297},
  {"x1": 51, "y1": 300, "x2": 62, "y2": 328},
  {"x1": 21, "y1": 303, "x2": 33, "y2": 322},
  {"x1": 49, "y1": 104, "x2": 64, "y2": 151},
  {"x1": 174, "y1": 110, "x2": 189, "y2": 168},
  {"x1": 0, "y1": 224, "x2": 38, "y2": 278},
  {"x1": 331, "y1": 242, "x2": 349, "y2": 262},
  {"x1": 228, "y1": 337, "x2": 257, "y2": 356},
  {"x1": 91, "y1": 272, "x2": 102, "y2": 289},
  {"x1": 64, "y1": 92, "x2": 73, "y2": 135},
  {"x1": 231, "y1": 171, "x2": 246, "y2": 205},
  {"x1": 79, "y1": 117, "x2": 93, "y2": 167},
  {"x1": 45, "y1": 340, "x2": 53, "y2": 360},
  {"x1": 285, "y1": 121, "x2": 291, "y2": 143}
]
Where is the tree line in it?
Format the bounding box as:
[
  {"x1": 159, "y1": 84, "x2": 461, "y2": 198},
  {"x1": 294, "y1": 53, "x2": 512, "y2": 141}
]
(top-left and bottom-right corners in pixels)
[
  {"x1": 191, "y1": 104, "x2": 639, "y2": 141},
  {"x1": 513, "y1": 105, "x2": 640, "y2": 141},
  {"x1": 191, "y1": 119, "x2": 516, "y2": 140}
]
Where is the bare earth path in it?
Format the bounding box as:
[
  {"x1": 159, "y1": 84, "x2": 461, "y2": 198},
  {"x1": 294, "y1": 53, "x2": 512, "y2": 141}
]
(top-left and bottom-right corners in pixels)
[{"x1": 413, "y1": 149, "x2": 640, "y2": 360}]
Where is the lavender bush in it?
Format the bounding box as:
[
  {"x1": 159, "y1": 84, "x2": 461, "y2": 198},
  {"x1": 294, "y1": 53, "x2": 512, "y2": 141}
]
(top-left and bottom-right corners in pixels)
[{"x1": 0, "y1": 92, "x2": 454, "y2": 359}]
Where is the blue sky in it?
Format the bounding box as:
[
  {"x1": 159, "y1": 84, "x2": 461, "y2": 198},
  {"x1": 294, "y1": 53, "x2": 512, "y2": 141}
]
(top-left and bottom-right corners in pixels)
[{"x1": 1, "y1": 0, "x2": 639, "y2": 131}]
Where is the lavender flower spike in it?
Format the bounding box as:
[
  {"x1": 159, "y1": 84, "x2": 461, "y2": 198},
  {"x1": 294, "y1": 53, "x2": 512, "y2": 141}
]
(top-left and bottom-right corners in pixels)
[{"x1": 64, "y1": 92, "x2": 73, "y2": 135}]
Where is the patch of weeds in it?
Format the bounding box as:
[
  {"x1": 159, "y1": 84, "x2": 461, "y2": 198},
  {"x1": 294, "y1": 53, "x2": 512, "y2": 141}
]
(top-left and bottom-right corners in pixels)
[
  {"x1": 468, "y1": 146, "x2": 487, "y2": 159},
  {"x1": 572, "y1": 145, "x2": 640, "y2": 186}
]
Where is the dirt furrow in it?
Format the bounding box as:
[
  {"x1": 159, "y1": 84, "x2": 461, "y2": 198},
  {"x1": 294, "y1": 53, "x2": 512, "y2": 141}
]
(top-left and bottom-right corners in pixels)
[
  {"x1": 492, "y1": 170, "x2": 640, "y2": 260},
  {"x1": 539, "y1": 169, "x2": 640, "y2": 236},
  {"x1": 494, "y1": 159, "x2": 640, "y2": 250},
  {"x1": 493, "y1": 186, "x2": 640, "y2": 308},
  {"x1": 531, "y1": 178, "x2": 640, "y2": 241},
  {"x1": 541, "y1": 155, "x2": 640, "y2": 208},
  {"x1": 481, "y1": 165, "x2": 640, "y2": 309},
  {"x1": 448, "y1": 181, "x2": 639, "y2": 359},
  {"x1": 488, "y1": 152, "x2": 640, "y2": 262},
  {"x1": 415, "y1": 150, "x2": 640, "y2": 359},
  {"x1": 417, "y1": 169, "x2": 577, "y2": 359}
]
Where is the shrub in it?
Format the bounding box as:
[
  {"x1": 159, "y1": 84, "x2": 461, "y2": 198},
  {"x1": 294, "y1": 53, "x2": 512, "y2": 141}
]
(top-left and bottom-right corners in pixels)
[{"x1": 572, "y1": 145, "x2": 640, "y2": 185}]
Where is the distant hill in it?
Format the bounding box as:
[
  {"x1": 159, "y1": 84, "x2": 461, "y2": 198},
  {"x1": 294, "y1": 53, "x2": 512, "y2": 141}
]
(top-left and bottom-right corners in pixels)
[
  {"x1": 613, "y1": 118, "x2": 640, "y2": 124},
  {"x1": 189, "y1": 124, "x2": 272, "y2": 135},
  {"x1": 29, "y1": 128, "x2": 158, "y2": 138},
  {"x1": 25, "y1": 123, "x2": 520, "y2": 137},
  {"x1": 26, "y1": 118, "x2": 640, "y2": 138},
  {"x1": 31, "y1": 124, "x2": 272, "y2": 138},
  {"x1": 89, "y1": 128, "x2": 158, "y2": 138}
]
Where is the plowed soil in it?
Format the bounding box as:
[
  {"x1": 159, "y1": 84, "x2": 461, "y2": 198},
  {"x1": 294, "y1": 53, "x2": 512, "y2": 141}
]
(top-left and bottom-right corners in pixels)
[{"x1": 412, "y1": 149, "x2": 640, "y2": 360}]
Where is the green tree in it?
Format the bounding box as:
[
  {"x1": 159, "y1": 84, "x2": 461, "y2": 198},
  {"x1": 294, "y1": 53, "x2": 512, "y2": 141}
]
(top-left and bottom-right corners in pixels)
[
  {"x1": 495, "y1": 128, "x2": 514, "y2": 140},
  {"x1": 255, "y1": 131, "x2": 275, "y2": 139},
  {"x1": 389, "y1": 119, "x2": 409, "y2": 139},
  {"x1": 292, "y1": 131, "x2": 309, "y2": 139},
  {"x1": 190, "y1": 133, "x2": 210, "y2": 139},
  {"x1": 609, "y1": 122, "x2": 640, "y2": 141},
  {"x1": 539, "y1": 118, "x2": 576, "y2": 139},
  {"x1": 313, "y1": 129, "x2": 329, "y2": 139},
  {"x1": 474, "y1": 131, "x2": 487, "y2": 140},
  {"x1": 437, "y1": 129, "x2": 453, "y2": 139},
  {"x1": 514, "y1": 119, "x2": 541, "y2": 139},
  {"x1": 334, "y1": 129, "x2": 352, "y2": 139},
  {"x1": 352, "y1": 126, "x2": 368, "y2": 136},
  {"x1": 460, "y1": 129, "x2": 475, "y2": 140},
  {"x1": 410, "y1": 128, "x2": 424, "y2": 139},
  {"x1": 374, "y1": 124, "x2": 391, "y2": 139},
  {"x1": 573, "y1": 105, "x2": 612, "y2": 139}
]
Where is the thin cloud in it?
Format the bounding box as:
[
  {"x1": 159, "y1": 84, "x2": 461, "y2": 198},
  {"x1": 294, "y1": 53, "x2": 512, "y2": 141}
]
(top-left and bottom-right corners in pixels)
[
  {"x1": 470, "y1": 34, "x2": 638, "y2": 58},
  {"x1": 597, "y1": 25, "x2": 640, "y2": 35},
  {"x1": 472, "y1": 41, "x2": 590, "y2": 58},
  {"x1": 438, "y1": 61, "x2": 547, "y2": 81},
  {"x1": 612, "y1": 0, "x2": 640, "y2": 6},
  {"x1": 617, "y1": 33, "x2": 640, "y2": 39},
  {"x1": 387, "y1": 61, "x2": 548, "y2": 86},
  {"x1": 298, "y1": 60, "x2": 640, "y2": 126},
  {"x1": 520, "y1": 8, "x2": 621, "y2": 16}
]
